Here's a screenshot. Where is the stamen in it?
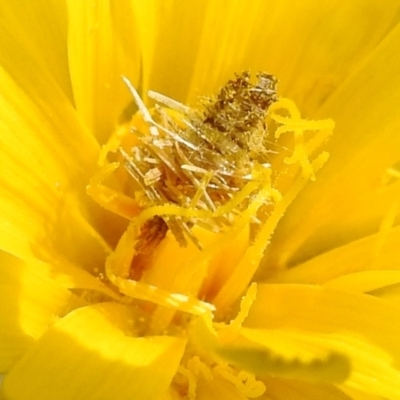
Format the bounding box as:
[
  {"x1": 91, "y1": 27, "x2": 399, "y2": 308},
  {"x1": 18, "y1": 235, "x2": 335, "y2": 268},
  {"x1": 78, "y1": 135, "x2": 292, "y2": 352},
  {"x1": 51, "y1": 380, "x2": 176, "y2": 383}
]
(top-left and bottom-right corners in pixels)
[
  {"x1": 87, "y1": 73, "x2": 334, "y2": 318},
  {"x1": 121, "y1": 76, "x2": 160, "y2": 137},
  {"x1": 148, "y1": 90, "x2": 191, "y2": 113},
  {"x1": 120, "y1": 72, "x2": 279, "y2": 248},
  {"x1": 269, "y1": 98, "x2": 334, "y2": 181}
]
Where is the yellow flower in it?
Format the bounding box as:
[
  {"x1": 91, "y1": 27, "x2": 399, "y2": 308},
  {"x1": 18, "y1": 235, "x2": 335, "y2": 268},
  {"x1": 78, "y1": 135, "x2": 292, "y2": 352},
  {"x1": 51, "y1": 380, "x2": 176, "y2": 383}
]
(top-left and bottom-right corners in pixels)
[{"x1": 1, "y1": 1, "x2": 400, "y2": 399}]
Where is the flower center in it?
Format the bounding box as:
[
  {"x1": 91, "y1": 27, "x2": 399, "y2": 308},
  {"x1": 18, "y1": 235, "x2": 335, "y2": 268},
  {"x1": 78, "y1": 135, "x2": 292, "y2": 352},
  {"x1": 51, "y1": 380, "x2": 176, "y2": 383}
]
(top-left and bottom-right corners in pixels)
[
  {"x1": 87, "y1": 72, "x2": 334, "y2": 329},
  {"x1": 84, "y1": 72, "x2": 335, "y2": 398},
  {"x1": 120, "y1": 72, "x2": 278, "y2": 250}
]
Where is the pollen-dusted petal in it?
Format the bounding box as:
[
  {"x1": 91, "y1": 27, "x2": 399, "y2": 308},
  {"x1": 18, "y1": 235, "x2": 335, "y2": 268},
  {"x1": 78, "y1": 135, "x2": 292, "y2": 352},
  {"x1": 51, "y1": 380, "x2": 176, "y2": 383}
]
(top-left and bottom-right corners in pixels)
[
  {"x1": 246, "y1": 284, "x2": 400, "y2": 398},
  {"x1": 0, "y1": 34, "x2": 114, "y2": 271},
  {"x1": 1, "y1": 303, "x2": 186, "y2": 400},
  {"x1": 0, "y1": 1, "x2": 73, "y2": 100},
  {"x1": 266, "y1": 22, "x2": 400, "y2": 268},
  {"x1": 67, "y1": 0, "x2": 142, "y2": 143},
  {"x1": 0, "y1": 251, "x2": 71, "y2": 373},
  {"x1": 260, "y1": 377, "x2": 351, "y2": 400}
]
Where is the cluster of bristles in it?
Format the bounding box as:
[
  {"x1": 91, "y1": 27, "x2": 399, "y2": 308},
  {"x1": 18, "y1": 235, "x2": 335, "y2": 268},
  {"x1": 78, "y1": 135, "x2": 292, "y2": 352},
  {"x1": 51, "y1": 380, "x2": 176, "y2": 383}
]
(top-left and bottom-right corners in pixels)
[{"x1": 121, "y1": 72, "x2": 278, "y2": 250}]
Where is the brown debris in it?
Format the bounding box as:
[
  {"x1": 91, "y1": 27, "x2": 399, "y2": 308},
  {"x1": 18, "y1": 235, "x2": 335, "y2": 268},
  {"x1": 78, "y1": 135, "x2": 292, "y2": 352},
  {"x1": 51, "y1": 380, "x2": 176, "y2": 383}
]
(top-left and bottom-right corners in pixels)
[{"x1": 134, "y1": 216, "x2": 169, "y2": 255}]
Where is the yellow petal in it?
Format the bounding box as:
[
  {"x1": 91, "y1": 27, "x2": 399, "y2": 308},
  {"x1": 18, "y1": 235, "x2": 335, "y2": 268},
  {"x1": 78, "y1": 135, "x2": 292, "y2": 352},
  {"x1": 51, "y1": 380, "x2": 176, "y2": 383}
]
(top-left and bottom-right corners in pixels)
[
  {"x1": 261, "y1": 377, "x2": 350, "y2": 400},
  {"x1": 136, "y1": 0, "x2": 212, "y2": 103},
  {"x1": 270, "y1": 225, "x2": 400, "y2": 285},
  {"x1": 338, "y1": 386, "x2": 383, "y2": 400},
  {"x1": 160, "y1": 388, "x2": 182, "y2": 400},
  {"x1": 247, "y1": 284, "x2": 400, "y2": 355},
  {"x1": 323, "y1": 270, "x2": 400, "y2": 293},
  {"x1": 0, "y1": 1, "x2": 73, "y2": 100},
  {"x1": 371, "y1": 283, "x2": 400, "y2": 304},
  {"x1": 196, "y1": 375, "x2": 250, "y2": 400},
  {"x1": 235, "y1": 328, "x2": 349, "y2": 383},
  {"x1": 241, "y1": 327, "x2": 400, "y2": 398},
  {"x1": 0, "y1": 29, "x2": 117, "y2": 271},
  {"x1": 67, "y1": 0, "x2": 142, "y2": 143},
  {"x1": 0, "y1": 251, "x2": 71, "y2": 373},
  {"x1": 245, "y1": 285, "x2": 400, "y2": 399},
  {"x1": 1, "y1": 303, "x2": 186, "y2": 400},
  {"x1": 258, "y1": 1, "x2": 400, "y2": 114},
  {"x1": 150, "y1": 0, "x2": 400, "y2": 114},
  {"x1": 246, "y1": 284, "x2": 400, "y2": 398},
  {"x1": 266, "y1": 21, "x2": 400, "y2": 268},
  {"x1": 191, "y1": 308, "x2": 348, "y2": 385}
]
